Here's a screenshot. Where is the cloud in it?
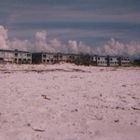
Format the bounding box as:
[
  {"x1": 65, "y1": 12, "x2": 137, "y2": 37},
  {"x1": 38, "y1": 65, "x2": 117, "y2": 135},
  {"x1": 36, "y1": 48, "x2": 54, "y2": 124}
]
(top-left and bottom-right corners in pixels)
[
  {"x1": 0, "y1": 25, "x2": 9, "y2": 49},
  {"x1": 0, "y1": 0, "x2": 140, "y2": 48},
  {"x1": 35, "y1": 30, "x2": 47, "y2": 41},
  {"x1": 94, "y1": 38, "x2": 140, "y2": 57},
  {"x1": 0, "y1": 25, "x2": 140, "y2": 57}
]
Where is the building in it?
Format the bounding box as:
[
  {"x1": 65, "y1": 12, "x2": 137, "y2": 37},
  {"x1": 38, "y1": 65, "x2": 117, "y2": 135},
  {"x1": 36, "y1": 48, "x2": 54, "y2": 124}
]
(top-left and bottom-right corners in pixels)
[
  {"x1": 90, "y1": 55, "x2": 97, "y2": 65},
  {"x1": 32, "y1": 52, "x2": 80, "y2": 64},
  {"x1": 90, "y1": 55, "x2": 130, "y2": 67},
  {"x1": 96, "y1": 56, "x2": 108, "y2": 66},
  {"x1": 57, "y1": 53, "x2": 68, "y2": 62},
  {"x1": 0, "y1": 49, "x2": 15, "y2": 63},
  {"x1": 57, "y1": 53, "x2": 80, "y2": 63},
  {"x1": 32, "y1": 52, "x2": 58, "y2": 64},
  {"x1": 0, "y1": 49, "x2": 32, "y2": 64},
  {"x1": 14, "y1": 50, "x2": 32, "y2": 64},
  {"x1": 119, "y1": 56, "x2": 130, "y2": 66},
  {"x1": 0, "y1": 49, "x2": 131, "y2": 66},
  {"x1": 107, "y1": 56, "x2": 119, "y2": 66}
]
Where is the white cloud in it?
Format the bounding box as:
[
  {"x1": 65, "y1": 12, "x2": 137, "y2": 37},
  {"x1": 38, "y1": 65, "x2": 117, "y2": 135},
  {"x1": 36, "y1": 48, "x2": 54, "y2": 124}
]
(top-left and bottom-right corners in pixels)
[
  {"x1": 94, "y1": 38, "x2": 140, "y2": 57},
  {"x1": 0, "y1": 25, "x2": 9, "y2": 49},
  {"x1": 0, "y1": 25, "x2": 140, "y2": 57}
]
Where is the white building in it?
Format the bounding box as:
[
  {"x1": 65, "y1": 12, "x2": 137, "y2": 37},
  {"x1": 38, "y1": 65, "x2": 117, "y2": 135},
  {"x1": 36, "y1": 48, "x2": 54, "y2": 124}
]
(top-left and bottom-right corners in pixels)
[
  {"x1": 108, "y1": 56, "x2": 119, "y2": 66},
  {"x1": 57, "y1": 53, "x2": 80, "y2": 63},
  {"x1": 42, "y1": 53, "x2": 57, "y2": 64},
  {"x1": 0, "y1": 49, "x2": 32, "y2": 64},
  {"x1": 120, "y1": 56, "x2": 130, "y2": 66},
  {"x1": 32, "y1": 52, "x2": 80, "y2": 64},
  {"x1": 90, "y1": 55, "x2": 97, "y2": 65},
  {"x1": 14, "y1": 50, "x2": 32, "y2": 64},
  {"x1": 32, "y1": 52, "x2": 57, "y2": 64},
  {"x1": 0, "y1": 49, "x2": 15, "y2": 63},
  {"x1": 96, "y1": 56, "x2": 108, "y2": 66}
]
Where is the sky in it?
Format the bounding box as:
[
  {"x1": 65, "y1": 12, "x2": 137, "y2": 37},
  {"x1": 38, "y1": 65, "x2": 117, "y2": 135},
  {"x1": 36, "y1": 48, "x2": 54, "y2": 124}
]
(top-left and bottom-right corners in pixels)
[{"x1": 0, "y1": 0, "x2": 140, "y2": 56}]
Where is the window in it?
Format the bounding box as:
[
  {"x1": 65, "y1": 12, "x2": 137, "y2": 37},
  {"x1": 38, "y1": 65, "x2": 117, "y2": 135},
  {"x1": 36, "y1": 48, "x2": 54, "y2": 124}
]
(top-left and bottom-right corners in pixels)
[
  {"x1": 0, "y1": 58, "x2": 4, "y2": 61},
  {"x1": 15, "y1": 53, "x2": 18, "y2": 56},
  {"x1": 71, "y1": 56, "x2": 74, "y2": 59},
  {"x1": 27, "y1": 53, "x2": 31, "y2": 57},
  {"x1": 43, "y1": 54, "x2": 46, "y2": 58}
]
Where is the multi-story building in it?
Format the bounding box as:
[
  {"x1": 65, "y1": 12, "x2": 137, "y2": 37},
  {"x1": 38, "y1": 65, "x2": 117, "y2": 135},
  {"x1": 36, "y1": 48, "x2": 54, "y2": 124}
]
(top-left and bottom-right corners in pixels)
[
  {"x1": 0, "y1": 49, "x2": 131, "y2": 66},
  {"x1": 0, "y1": 49, "x2": 32, "y2": 64},
  {"x1": 119, "y1": 56, "x2": 130, "y2": 66},
  {"x1": 32, "y1": 52, "x2": 80, "y2": 64},
  {"x1": 107, "y1": 56, "x2": 119, "y2": 66},
  {"x1": 32, "y1": 52, "x2": 58, "y2": 64},
  {"x1": 0, "y1": 49, "x2": 15, "y2": 63},
  {"x1": 90, "y1": 55, "x2": 97, "y2": 65},
  {"x1": 14, "y1": 50, "x2": 32, "y2": 64},
  {"x1": 96, "y1": 56, "x2": 108, "y2": 66},
  {"x1": 90, "y1": 55, "x2": 130, "y2": 67}
]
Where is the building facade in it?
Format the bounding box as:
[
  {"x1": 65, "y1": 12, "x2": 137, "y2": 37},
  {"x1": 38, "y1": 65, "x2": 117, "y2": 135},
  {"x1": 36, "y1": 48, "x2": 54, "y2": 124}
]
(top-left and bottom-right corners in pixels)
[
  {"x1": 32, "y1": 52, "x2": 58, "y2": 64},
  {"x1": 96, "y1": 56, "x2": 108, "y2": 66},
  {"x1": 32, "y1": 52, "x2": 80, "y2": 64},
  {"x1": 119, "y1": 56, "x2": 130, "y2": 66},
  {"x1": 107, "y1": 56, "x2": 119, "y2": 66},
  {"x1": 0, "y1": 50, "x2": 15, "y2": 63},
  {"x1": 14, "y1": 50, "x2": 32, "y2": 64},
  {"x1": 0, "y1": 49, "x2": 32, "y2": 64},
  {"x1": 0, "y1": 49, "x2": 131, "y2": 66}
]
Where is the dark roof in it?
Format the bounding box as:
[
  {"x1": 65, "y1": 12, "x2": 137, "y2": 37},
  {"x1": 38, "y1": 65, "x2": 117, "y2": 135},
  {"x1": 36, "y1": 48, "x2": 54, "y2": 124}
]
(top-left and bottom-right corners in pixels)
[
  {"x1": 0, "y1": 49, "x2": 30, "y2": 53},
  {"x1": 32, "y1": 52, "x2": 80, "y2": 56}
]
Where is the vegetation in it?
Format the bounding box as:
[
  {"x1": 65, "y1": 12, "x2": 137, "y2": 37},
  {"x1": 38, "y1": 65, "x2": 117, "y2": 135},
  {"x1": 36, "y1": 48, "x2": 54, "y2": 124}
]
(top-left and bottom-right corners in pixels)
[
  {"x1": 74, "y1": 53, "x2": 92, "y2": 66},
  {"x1": 132, "y1": 58, "x2": 140, "y2": 66}
]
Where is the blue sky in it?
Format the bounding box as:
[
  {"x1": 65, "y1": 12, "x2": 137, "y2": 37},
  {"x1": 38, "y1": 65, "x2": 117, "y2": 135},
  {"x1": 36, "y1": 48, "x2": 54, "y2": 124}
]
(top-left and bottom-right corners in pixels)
[{"x1": 0, "y1": 0, "x2": 140, "y2": 47}]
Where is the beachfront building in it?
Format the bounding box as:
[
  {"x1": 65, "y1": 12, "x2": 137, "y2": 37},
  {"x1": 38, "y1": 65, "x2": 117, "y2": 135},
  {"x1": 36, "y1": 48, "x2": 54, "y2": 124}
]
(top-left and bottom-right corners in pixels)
[
  {"x1": 90, "y1": 55, "x2": 97, "y2": 65},
  {"x1": 32, "y1": 52, "x2": 80, "y2": 64},
  {"x1": 32, "y1": 52, "x2": 58, "y2": 64},
  {"x1": 58, "y1": 53, "x2": 80, "y2": 63},
  {"x1": 0, "y1": 49, "x2": 32, "y2": 64},
  {"x1": 96, "y1": 56, "x2": 108, "y2": 66},
  {"x1": 14, "y1": 50, "x2": 32, "y2": 64},
  {"x1": 0, "y1": 49, "x2": 15, "y2": 63},
  {"x1": 108, "y1": 56, "x2": 119, "y2": 66},
  {"x1": 119, "y1": 56, "x2": 130, "y2": 66},
  {"x1": 0, "y1": 49, "x2": 131, "y2": 66}
]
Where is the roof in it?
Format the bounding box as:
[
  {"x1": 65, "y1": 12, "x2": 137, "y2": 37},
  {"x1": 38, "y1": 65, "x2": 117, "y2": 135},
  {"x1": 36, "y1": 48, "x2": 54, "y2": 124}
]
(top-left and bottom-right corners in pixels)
[
  {"x1": 0, "y1": 49, "x2": 31, "y2": 53},
  {"x1": 32, "y1": 52, "x2": 80, "y2": 56}
]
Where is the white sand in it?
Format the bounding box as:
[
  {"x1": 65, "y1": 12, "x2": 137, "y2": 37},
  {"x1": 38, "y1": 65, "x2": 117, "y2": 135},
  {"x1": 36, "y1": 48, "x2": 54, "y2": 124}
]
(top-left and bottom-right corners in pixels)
[{"x1": 0, "y1": 63, "x2": 140, "y2": 140}]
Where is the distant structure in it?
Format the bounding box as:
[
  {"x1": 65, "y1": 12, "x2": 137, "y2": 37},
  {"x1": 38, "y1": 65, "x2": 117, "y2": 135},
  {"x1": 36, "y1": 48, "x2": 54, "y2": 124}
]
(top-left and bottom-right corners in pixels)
[
  {"x1": 0, "y1": 49, "x2": 130, "y2": 66},
  {"x1": 32, "y1": 52, "x2": 80, "y2": 64},
  {"x1": 32, "y1": 52, "x2": 130, "y2": 66},
  {"x1": 0, "y1": 49, "x2": 32, "y2": 64}
]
